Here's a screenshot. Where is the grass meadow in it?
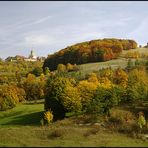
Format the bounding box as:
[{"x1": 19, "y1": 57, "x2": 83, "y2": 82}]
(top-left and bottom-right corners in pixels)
[{"x1": 0, "y1": 100, "x2": 148, "y2": 147}]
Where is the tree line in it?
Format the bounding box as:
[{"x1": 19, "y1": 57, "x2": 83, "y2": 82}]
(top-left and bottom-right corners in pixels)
[{"x1": 43, "y1": 38, "x2": 137, "y2": 71}]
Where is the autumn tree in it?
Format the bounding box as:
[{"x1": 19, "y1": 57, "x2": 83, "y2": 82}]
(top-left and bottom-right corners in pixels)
[
  {"x1": 113, "y1": 68, "x2": 128, "y2": 88},
  {"x1": 99, "y1": 67, "x2": 113, "y2": 81},
  {"x1": 126, "y1": 68, "x2": 148, "y2": 102},
  {"x1": 61, "y1": 86, "x2": 82, "y2": 112},
  {"x1": 44, "y1": 76, "x2": 73, "y2": 120},
  {"x1": 99, "y1": 77, "x2": 113, "y2": 89},
  {"x1": 43, "y1": 38, "x2": 137, "y2": 71},
  {"x1": 23, "y1": 73, "x2": 45, "y2": 101},
  {"x1": 77, "y1": 80, "x2": 98, "y2": 111},
  {"x1": 0, "y1": 84, "x2": 26, "y2": 111}
]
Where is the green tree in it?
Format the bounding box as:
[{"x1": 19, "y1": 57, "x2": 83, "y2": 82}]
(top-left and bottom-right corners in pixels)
[
  {"x1": 44, "y1": 76, "x2": 73, "y2": 120},
  {"x1": 91, "y1": 86, "x2": 121, "y2": 116},
  {"x1": 126, "y1": 69, "x2": 148, "y2": 102},
  {"x1": 23, "y1": 73, "x2": 45, "y2": 101},
  {"x1": 31, "y1": 67, "x2": 43, "y2": 77}
]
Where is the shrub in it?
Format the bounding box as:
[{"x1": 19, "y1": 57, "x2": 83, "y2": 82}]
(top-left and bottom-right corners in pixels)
[
  {"x1": 66, "y1": 63, "x2": 74, "y2": 72},
  {"x1": 44, "y1": 111, "x2": 53, "y2": 124},
  {"x1": 110, "y1": 109, "x2": 135, "y2": 124},
  {"x1": 44, "y1": 67, "x2": 50, "y2": 75},
  {"x1": 31, "y1": 66, "x2": 43, "y2": 76},
  {"x1": 0, "y1": 84, "x2": 26, "y2": 110},
  {"x1": 89, "y1": 86, "x2": 122, "y2": 117},
  {"x1": 57, "y1": 64, "x2": 66, "y2": 73},
  {"x1": 137, "y1": 112, "x2": 146, "y2": 129}
]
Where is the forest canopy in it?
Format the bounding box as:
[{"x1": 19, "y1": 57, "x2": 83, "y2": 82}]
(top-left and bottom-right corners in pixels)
[{"x1": 43, "y1": 38, "x2": 137, "y2": 71}]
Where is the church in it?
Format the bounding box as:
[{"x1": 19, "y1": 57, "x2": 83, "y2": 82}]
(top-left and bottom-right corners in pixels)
[{"x1": 24, "y1": 50, "x2": 37, "y2": 62}]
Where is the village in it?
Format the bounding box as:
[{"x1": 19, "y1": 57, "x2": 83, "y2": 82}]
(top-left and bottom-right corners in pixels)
[{"x1": 4, "y1": 49, "x2": 46, "y2": 62}]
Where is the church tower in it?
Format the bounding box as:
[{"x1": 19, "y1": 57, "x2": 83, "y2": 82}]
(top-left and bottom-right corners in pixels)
[{"x1": 29, "y1": 49, "x2": 37, "y2": 59}]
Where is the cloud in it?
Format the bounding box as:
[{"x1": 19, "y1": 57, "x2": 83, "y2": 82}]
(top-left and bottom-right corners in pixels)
[
  {"x1": 6, "y1": 15, "x2": 52, "y2": 30},
  {"x1": 22, "y1": 15, "x2": 52, "y2": 27},
  {"x1": 24, "y1": 34, "x2": 56, "y2": 46}
]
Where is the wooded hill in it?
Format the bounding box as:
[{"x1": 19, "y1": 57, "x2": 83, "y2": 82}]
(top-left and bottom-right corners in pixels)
[{"x1": 43, "y1": 38, "x2": 137, "y2": 71}]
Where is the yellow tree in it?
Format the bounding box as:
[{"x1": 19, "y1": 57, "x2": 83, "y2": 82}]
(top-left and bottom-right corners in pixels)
[
  {"x1": 88, "y1": 72, "x2": 100, "y2": 86},
  {"x1": 113, "y1": 68, "x2": 128, "y2": 88},
  {"x1": 99, "y1": 77, "x2": 113, "y2": 89},
  {"x1": 77, "y1": 80, "x2": 98, "y2": 110},
  {"x1": 61, "y1": 86, "x2": 82, "y2": 112}
]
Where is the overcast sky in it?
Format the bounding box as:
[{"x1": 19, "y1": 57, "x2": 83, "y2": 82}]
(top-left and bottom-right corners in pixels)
[{"x1": 0, "y1": 1, "x2": 148, "y2": 59}]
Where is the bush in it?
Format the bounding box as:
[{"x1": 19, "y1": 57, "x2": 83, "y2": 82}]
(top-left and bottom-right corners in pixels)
[
  {"x1": 44, "y1": 111, "x2": 53, "y2": 124},
  {"x1": 57, "y1": 64, "x2": 66, "y2": 73},
  {"x1": 31, "y1": 67, "x2": 43, "y2": 77},
  {"x1": 87, "y1": 86, "x2": 121, "y2": 117},
  {"x1": 137, "y1": 112, "x2": 146, "y2": 129},
  {"x1": 0, "y1": 84, "x2": 25, "y2": 110},
  {"x1": 44, "y1": 67, "x2": 50, "y2": 75},
  {"x1": 110, "y1": 109, "x2": 135, "y2": 124}
]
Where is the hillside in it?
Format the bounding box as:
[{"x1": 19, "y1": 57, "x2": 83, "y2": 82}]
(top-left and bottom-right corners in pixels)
[
  {"x1": 0, "y1": 47, "x2": 148, "y2": 147},
  {"x1": 71, "y1": 47, "x2": 147, "y2": 74},
  {"x1": 43, "y1": 38, "x2": 137, "y2": 71}
]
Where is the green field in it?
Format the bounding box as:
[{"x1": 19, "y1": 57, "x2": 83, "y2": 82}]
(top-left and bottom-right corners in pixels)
[
  {"x1": 0, "y1": 101, "x2": 148, "y2": 147},
  {"x1": 79, "y1": 58, "x2": 128, "y2": 74},
  {"x1": 0, "y1": 100, "x2": 44, "y2": 127}
]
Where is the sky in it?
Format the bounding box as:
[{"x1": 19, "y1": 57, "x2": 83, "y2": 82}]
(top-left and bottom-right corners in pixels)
[{"x1": 0, "y1": 1, "x2": 148, "y2": 59}]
